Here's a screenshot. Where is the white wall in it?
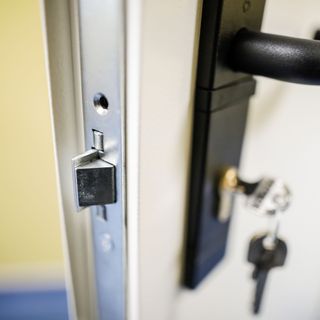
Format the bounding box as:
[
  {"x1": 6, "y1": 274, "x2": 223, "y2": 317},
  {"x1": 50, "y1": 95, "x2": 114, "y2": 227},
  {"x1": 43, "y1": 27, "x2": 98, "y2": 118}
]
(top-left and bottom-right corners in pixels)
[{"x1": 139, "y1": 0, "x2": 320, "y2": 319}]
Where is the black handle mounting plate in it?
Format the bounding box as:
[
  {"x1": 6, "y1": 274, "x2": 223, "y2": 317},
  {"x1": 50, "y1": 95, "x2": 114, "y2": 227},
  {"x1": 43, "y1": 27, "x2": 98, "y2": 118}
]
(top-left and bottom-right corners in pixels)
[{"x1": 184, "y1": 0, "x2": 266, "y2": 289}]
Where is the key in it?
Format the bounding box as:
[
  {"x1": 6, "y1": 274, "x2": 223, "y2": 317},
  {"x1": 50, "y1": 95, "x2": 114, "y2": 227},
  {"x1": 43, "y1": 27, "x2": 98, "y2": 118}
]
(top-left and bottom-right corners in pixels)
[
  {"x1": 246, "y1": 178, "x2": 291, "y2": 216},
  {"x1": 217, "y1": 167, "x2": 291, "y2": 222},
  {"x1": 248, "y1": 234, "x2": 287, "y2": 314}
]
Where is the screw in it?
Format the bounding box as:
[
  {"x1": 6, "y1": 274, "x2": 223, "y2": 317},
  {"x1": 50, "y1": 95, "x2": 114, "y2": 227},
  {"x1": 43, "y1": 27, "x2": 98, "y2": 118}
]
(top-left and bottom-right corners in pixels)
[{"x1": 100, "y1": 233, "x2": 114, "y2": 253}]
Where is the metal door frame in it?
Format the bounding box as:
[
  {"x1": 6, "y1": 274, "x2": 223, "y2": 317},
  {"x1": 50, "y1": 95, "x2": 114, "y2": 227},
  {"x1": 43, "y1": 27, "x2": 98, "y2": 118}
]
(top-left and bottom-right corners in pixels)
[{"x1": 41, "y1": 1, "x2": 140, "y2": 319}]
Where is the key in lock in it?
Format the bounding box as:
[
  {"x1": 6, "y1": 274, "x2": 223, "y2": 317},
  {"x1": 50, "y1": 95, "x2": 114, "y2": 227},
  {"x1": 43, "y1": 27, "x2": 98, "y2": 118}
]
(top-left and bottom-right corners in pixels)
[{"x1": 217, "y1": 167, "x2": 291, "y2": 222}]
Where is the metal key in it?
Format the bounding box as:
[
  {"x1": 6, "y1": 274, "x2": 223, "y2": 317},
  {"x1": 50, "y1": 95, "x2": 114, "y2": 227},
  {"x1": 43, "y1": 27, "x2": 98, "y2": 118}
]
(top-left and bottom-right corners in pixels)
[
  {"x1": 248, "y1": 234, "x2": 287, "y2": 314},
  {"x1": 246, "y1": 178, "x2": 291, "y2": 217},
  {"x1": 218, "y1": 167, "x2": 291, "y2": 222}
]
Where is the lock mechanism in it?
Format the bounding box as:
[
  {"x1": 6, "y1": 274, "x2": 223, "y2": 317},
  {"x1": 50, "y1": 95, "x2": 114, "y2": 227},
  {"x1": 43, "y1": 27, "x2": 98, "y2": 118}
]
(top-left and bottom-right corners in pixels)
[
  {"x1": 72, "y1": 130, "x2": 116, "y2": 210},
  {"x1": 184, "y1": 0, "x2": 314, "y2": 290}
]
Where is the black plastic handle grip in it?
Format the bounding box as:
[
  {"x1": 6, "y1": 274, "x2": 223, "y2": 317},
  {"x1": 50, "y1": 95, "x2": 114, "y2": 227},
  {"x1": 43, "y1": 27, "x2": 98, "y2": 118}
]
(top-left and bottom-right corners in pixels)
[{"x1": 230, "y1": 29, "x2": 320, "y2": 85}]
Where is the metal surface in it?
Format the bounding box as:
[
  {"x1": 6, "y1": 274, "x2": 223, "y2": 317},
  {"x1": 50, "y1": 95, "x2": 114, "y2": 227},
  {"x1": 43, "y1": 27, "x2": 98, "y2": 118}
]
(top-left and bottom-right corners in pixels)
[
  {"x1": 217, "y1": 167, "x2": 240, "y2": 223},
  {"x1": 78, "y1": 0, "x2": 126, "y2": 319},
  {"x1": 196, "y1": 0, "x2": 266, "y2": 89},
  {"x1": 184, "y1": 0, "x2": 266, "y2": 289},
  {"x1": 93, "y1": 130, "x2": 105, "y2": 152},
  {"x1": 72, "y1": 131, "x2": 116, "y2": 209},
  {"x1": 185, "y1": 100, "x2": 250, "y2": 288},
  {"x1": 246, "y1": 178, "x2": 291, "y2": 216},
  {"x1": 217, "y1": 168, "x2": 291, "y2": 222},
  {"x1": 74, "y1": 158, "x2": 116, "y2": 207},
  {"x1": 43, "y1": 0, "x2": 128, "y2": 318}
]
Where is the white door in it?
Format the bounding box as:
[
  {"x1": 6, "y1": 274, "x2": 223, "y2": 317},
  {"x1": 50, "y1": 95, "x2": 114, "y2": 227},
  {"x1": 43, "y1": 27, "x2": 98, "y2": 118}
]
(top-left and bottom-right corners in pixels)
[{"x1": 43, "y1": 0, "x2": 320, "y2": 319}]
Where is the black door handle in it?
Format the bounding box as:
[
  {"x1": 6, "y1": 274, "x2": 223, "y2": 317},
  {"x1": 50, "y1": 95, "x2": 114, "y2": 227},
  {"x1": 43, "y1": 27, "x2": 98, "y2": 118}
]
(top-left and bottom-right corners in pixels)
[{"x1": 230, "y1": 29, "x2": 320, "y2": 85}]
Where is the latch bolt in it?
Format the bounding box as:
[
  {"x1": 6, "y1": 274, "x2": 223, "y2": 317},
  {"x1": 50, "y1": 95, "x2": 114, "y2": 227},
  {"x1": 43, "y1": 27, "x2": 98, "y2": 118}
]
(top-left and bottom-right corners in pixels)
[{"x1": 72, "y1": 131, "x2": 116, "y2": 210}]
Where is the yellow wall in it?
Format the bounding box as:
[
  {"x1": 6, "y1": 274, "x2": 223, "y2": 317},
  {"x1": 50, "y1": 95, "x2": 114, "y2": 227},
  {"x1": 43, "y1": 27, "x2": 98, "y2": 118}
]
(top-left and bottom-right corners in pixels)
[{"x1": 0, "y1": 0, "x2": 64, "y2": 280}]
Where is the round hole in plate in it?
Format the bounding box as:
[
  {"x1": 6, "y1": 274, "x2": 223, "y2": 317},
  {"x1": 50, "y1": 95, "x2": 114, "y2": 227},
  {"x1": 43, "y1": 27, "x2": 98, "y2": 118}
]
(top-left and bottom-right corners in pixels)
[{"x1": 93, "y1": 93, "x2": 109, "y2": 115}]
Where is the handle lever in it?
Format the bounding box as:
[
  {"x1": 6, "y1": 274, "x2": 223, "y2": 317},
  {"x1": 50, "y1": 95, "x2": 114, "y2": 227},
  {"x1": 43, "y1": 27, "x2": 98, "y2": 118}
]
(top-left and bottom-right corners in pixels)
[{"x1": 230, "y1": 29, "x2": 320, "y2": 85}]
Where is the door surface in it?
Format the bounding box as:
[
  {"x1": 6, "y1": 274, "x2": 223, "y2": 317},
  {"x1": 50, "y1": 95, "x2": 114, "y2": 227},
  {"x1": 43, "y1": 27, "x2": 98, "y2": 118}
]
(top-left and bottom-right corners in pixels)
[
  {"x1": 138, "y1": 1, "x2": 320, "y2": 319},
  {"x1": 44, "y1": 0, "x2": 320, "y2": 319}
]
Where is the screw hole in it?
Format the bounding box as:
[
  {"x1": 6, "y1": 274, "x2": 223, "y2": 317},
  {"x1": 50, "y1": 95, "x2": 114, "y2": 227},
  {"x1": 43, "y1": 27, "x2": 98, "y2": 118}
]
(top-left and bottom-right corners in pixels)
[
  {"x1": 93, "y1": 93, "x2": 109, "y2": 115},
  {"x1": 243, "y1": 0, "x2": 251, "y2": 13}
]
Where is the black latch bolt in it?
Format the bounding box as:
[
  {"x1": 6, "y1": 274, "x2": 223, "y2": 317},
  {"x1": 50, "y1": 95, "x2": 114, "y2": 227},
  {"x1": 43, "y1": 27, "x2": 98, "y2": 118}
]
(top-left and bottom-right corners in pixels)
[{"x1": 230, "y1": 28, "x2": 320, "y2": 85}]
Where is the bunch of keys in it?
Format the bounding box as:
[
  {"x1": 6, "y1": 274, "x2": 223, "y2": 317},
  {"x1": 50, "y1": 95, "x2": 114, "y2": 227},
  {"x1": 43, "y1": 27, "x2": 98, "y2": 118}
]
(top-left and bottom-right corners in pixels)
[{"x1": 218, "y1": 167, "x2": 291, "y2": 314}]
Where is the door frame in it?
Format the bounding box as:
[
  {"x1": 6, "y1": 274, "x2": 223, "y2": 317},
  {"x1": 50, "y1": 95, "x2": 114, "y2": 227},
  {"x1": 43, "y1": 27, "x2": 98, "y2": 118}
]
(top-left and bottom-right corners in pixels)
[{"x1": 41, "y1": 1, "x2": 140, "y2": 319}]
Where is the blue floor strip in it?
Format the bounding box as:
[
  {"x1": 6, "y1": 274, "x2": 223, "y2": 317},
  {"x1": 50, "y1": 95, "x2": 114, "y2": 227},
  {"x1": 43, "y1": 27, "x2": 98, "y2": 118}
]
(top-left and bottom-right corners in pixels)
[{"x1": 0, "y1": 288, "x2": 69, "y2": 320}]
